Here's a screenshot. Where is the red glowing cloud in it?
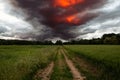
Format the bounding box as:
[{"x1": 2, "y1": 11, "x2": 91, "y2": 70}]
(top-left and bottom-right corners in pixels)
[
  {"x1": 14, "y1": 0, "x2": 105, "y2": 40},
  {"x1": 53, "y1": 0, "x2": 84, "y2": 8},
  {"x1": 52, "y1": 0, "x2": 86, "y2": 25},
  {"x1": 66, "y1": 15, "x2": 81, "y2": 24},
  {"x1": 15, "y1": 0, "x2": 104, "y2": 27}
]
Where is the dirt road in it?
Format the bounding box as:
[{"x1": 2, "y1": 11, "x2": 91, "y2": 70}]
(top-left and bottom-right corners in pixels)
[
  {"x1": 34, "y1": 62, "x2": 54, "y2": 80},
  {"x1": 34, "y1": 47, "x2": 85, "y2": 80},
  {"x1": 61, "y1": 49, "x2": 85, "y2": 80}
]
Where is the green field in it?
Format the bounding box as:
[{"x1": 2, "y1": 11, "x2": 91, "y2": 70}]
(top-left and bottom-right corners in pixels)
[
  {"x1": 65, "y1": 45, "x2": 120, "y2": 80},
  {"x1": 0, "y1": 45, "x2": 120, "y2": 80},
  {"x1": 0, "y1": 45, "x2": 57, "y2": 80}
]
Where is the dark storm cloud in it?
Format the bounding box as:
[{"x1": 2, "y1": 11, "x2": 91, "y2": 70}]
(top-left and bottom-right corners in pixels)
[
  {"x1": 76, "y1": 0, "x2": 120, "y2": 39},
  {"x1": 11, "y1": 0, "x2": 105, "y2": 40}
]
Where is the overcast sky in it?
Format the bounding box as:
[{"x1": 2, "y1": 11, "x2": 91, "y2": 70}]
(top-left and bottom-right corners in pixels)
[{"x1": 0, "y1": 0, "x2": 120, "y2": 41}]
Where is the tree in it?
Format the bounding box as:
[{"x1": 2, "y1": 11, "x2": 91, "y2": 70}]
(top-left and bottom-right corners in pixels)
[
  {"x1": 102, "y1": 33, "x2": 119, "y2": 44},
  {"x1": 55, "y1": 40, "x2": 63, "y2": 45}
]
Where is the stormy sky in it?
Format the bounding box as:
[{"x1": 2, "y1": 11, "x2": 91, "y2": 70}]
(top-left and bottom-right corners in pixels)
[{"x1": 0, "y1": 0, "x2": 120, "y2": 41}]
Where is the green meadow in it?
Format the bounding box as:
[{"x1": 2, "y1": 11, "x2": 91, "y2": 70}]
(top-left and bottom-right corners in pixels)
[
  {"x1": 0, "y1": 45, "x2": 56, "y2": 80},
  {"x1": 65, "y1": 45, "x2": 120, "y2": 80},
  {"x1": 0, "y1": 45, "x2": 120, "y2": 80}
]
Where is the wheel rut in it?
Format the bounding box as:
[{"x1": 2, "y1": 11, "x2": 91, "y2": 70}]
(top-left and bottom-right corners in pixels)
[
  {"x1": 61, "y1": 49, "x2": 86, "y2": 80},
  {"x1": 34, "y1": 47, "x2": 86, "y2": 80},
  {"x1": 34, "y1": 62, "x2": 54, "y2": 80},
  {"x1": 50, "y1": 48, "x2": 73, "y2": 80}
]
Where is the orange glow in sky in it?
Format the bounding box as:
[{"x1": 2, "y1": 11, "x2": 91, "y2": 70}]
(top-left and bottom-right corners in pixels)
[
  {"x1": 54, "y1": 0, "x2": 84, "y2": 8},
  {"x1": 67, "y1": 15, "x2": 76, "y2": 22},
  {"x1": 66, "y1": 15, "x2": 80, "y2": 24}
]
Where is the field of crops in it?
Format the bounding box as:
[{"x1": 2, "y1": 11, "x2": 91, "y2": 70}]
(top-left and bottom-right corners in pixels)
[
  {"x1": 0, "y1": 45, "x2": 57, "y2": 80},
  {"x1": 0, "y1": 45, "x2": 120, "y2": 80},
  {"x1": 65, "y1": 45, "x2": 120, "y2": 80}
]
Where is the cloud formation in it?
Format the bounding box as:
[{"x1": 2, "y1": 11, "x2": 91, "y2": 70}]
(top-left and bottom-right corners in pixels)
[
  {"x1": 12, "y1": 0, "x2": 105, "y2": 40},
  {"x1": 77, "y1": 0, "x2": 120, "y2": 39},
  {"x1": 0, "y1": 0, "x2": 120, "y2": 41}
]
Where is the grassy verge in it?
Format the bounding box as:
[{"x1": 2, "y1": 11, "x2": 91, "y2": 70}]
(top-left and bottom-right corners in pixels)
[
  {"x1": 64, "y1": 48, "x2": 100, "y2": 80},
  {"x1": 0, "y1": 45, "x2": 57, "y2": 80},
  {"x1": 65, "y1": 45, "x2": 120, "y2": 80},
  {"x1": 50, "y1": 49, "x2": 72, "y2": 80}
]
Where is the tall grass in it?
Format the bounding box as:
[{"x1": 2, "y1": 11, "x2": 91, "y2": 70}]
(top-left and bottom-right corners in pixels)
[
  {"x1": 50, "y1": 50, "x2": 72, "y2": 80},
  {"x1": 0, "y1": 45, "x2": 57, "y2": 80},
  {"x1": 65, "y1": 45, "x2": 120, "y2": 80}
]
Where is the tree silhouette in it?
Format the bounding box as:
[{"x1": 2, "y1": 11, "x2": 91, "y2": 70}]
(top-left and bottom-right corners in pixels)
[{"x1": 0, "y1": 33, "x2": 120, "y2": 45}]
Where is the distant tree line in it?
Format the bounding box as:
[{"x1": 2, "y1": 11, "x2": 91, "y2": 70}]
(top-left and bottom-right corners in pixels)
[
  {"x1": 64, "y1": 33, "x2": 120, "y2": 45},
  {"x1": 0, "y1": 39, "x2": 53, "y2": 45},
  {"x1": 0, "y1": 33, "x2": 120, "y2": 45}
]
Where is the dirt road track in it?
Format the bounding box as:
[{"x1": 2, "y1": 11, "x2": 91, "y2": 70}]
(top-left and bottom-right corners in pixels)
[
  {"x1": 34, "y1": 62, "x2": 54, "y2": 80},
  {"x1": 34, "y1": 47, "x2": 85, "y2": 80},
  {"x1": 61, "y1": 49, "x2": 86, "y2": 80}
]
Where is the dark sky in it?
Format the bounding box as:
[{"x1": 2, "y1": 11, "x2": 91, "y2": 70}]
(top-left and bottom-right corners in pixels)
[{"x1": 0, "y1": 0, "x2": 120, "y2": 41}]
